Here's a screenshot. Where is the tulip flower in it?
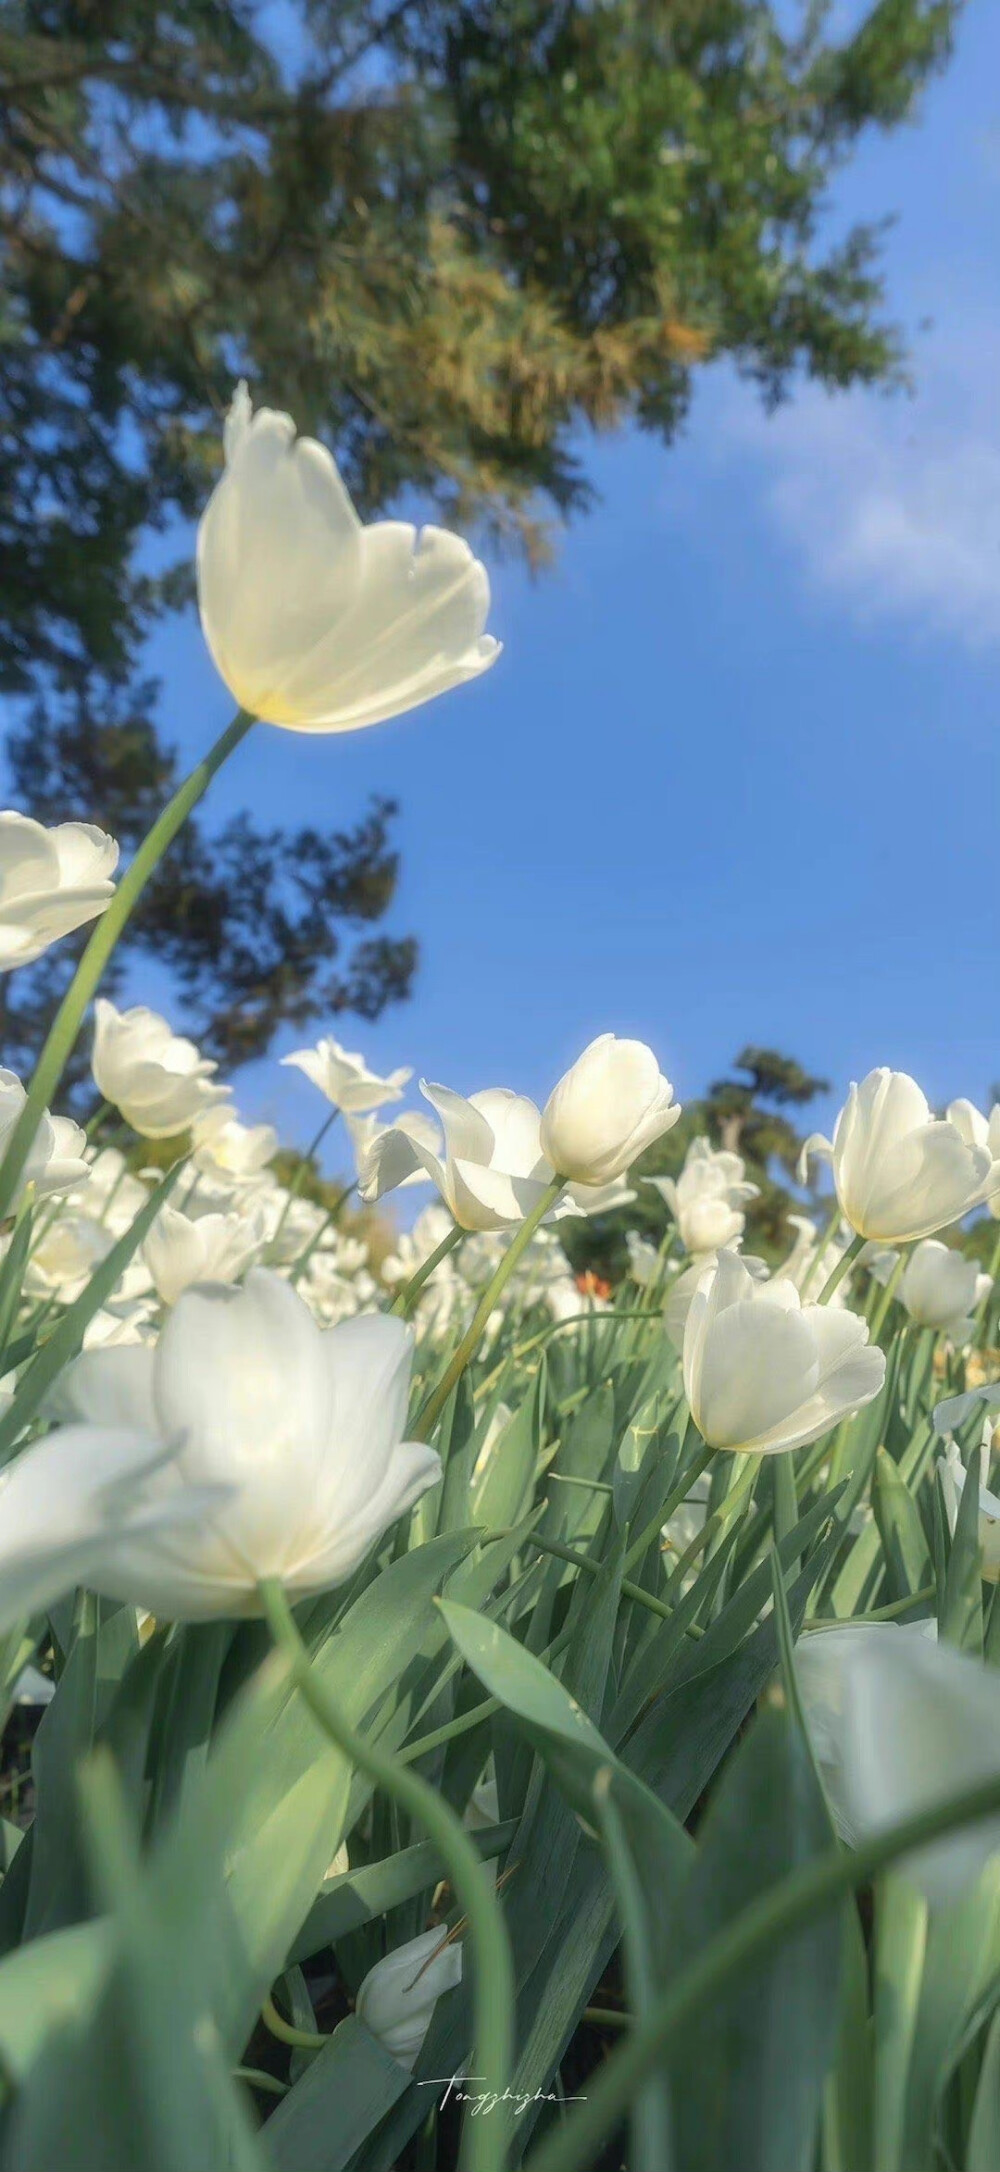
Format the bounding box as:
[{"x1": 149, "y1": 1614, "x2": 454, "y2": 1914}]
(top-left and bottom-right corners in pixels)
[
  {"x1": 948, "y1": 1098, "x2": 1000, "y2": 1221},
  {"x1": 69, "y1": 1146, "x2": 149, "y2": 1236},
  {"x1": 191, "y1": 1107, "x2": 278, "y2": 1183},
  {"x1": 683, "y1": 1249, "x2": 884, "y2": 1455},
  {"x1": 356, "y1": 1927, "x2": 462, "y2": 2071},
  {"x1": 539, "y1": 1035, "x2": 679, "y2": 1186},
  {"x1": 92, "y1": 1000, "x2": 229, "y2": 1138},
  {"x1": 796, "y1": 1624, "x2": 1000, "y2": 1905},
  {"x1": 0, "y1": 1273, "x2": 440, "y2": 1625},
  {"x1": 663, "y1": 1247, "x2": 768, "y2": 1352},
  {"x1": 646, "y1": 1137, "x2": 758, "y2": 1256},
  {"x1": 143, "y1": 1200, "x2": 267, "y2": 1306},
  {"x1": 0, "y1": 811, "x2": 118, "y2": 970},
  {"x1": 360, "y1": 1082, "x2": 558, "y2": 1233},
  {"x1": 938, "y1": 1432, "x2": 1000, "y2": 1582},
  {"x1": 0, "y1": 1070, "x2": 89, "y2": 1206},
  {"x1": 897, "y1": 1239, "x2": 990, "y2": 1342},
  {"x1": 282, "y1": 1036, "x2": 412, "y2": 1114},
  {"x1": 347, "y1": 1107, "x2": 443, "y2": 1192},
  {"x1": 800, "y1": 1069, "x2": 1000, "y2": 1243},
  {"x1": 197, "y1": 384, "x2": 498, "y2": 733}
]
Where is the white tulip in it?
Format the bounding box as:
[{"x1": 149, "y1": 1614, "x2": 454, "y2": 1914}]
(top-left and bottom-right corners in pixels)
[
  {"x1": 899, "y1": 1239, "x2": 990, "y2": 1342},
  {"x1": 0, "y1": 1273, "x2": 440, "y2": 1625},
  {"x1": 663, "y1": 1247, "x2": 768, "y2": 1352},
  {"x1": 626, "y1": 1232, "x2": 662, "y2": 1286},
  {"x1": 71, "y1": 1146, "x2": 149, "y2": 1236},
  {"x1": 347, "y1": 1108, "x2": 443, "y2": 1191},
  {"x1": 282, "y1": 1035, "x2": 412, "y2": 1114},
  {"x1": 938, "y1": 1434, "x2": 1000, "y2": 1582},
  {"x1": 646, "y1": 1137, "x2": 758, "y2": 1256},
  {"x1": 0, "y1": 811, "x2": 118, "y2": 970},
  {"x1": 0, "y1": 1070, "x2": 89, "y2": 1207},
  {"x1": 796, "y1": 1624, "x2": 1000, "y2": 1905},
  {"x1": 683, "y1": 1249, "x2": 885, "y2": 1455},
  {"x1": 800, "y1": 1069, "x2": 1000, "y2": 1243},
  {"x1": 948, "y1": 1099, "x2": 1000, "y2": 1221},
  {"x1": 191, "y1": 1107, "x2": 278, "y2": 1183},
  {"x1": 197, "y1": 384, "x2": 498, "y2": 733},
  {"x1": 26, "y1": 1211, "x2": 116, "y2": 1302},
  {"x1": 143, "y1": 1200, "x2": 268, "y2": 1306},
  {"x1": 360, "y1": 1082, "x2": 558, "y2": 1233},
  {"x1": 356, "y1": 1927, "x2": 462, "y2": 2071},
  {"x1": 92, "y1": 1000, "x2": 229, "y2": 1138},
  {"x1": 773, "y1": 1213, "x2": 854, "y2": 1303},
  {"x1": 540, "y1": 1035, "x2": 679, "y2": 1186}
]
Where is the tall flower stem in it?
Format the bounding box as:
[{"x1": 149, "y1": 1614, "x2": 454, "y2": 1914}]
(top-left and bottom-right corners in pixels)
[
  {"x1": 0, "y1": 709, "x2": 254, "y2": 1222},
  {"x1": 522, "y1": 1767, "x2": 1000, "y2": 2172},
  {"x1": 870, "y1": 1248, "x2": 908, "y2": 1342},
  {"x1": 389, "y1": 1221, "x2": 464, "y2": 1317},
  {"x1": 816, "y1": 1230, "x2": 865, "y2": 1305},
  {"x1": 413, "y1": 1178, "x2": 564, "y2": 1440},
  {"x1": 258, "y1": 1578, "x2": 513, "y2": 2172},
  {"x1": 975, "y1": 1223, "x2": 1000, "y2": 1343},
  {"x1": 268, "y1": 1108, "x2": 339, "y2": 1260}
]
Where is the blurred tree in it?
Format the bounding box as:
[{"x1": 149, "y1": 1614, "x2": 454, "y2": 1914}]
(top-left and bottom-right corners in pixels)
[{"x1": 0, "y1": 0, "x2": 958, "y2": 1070}]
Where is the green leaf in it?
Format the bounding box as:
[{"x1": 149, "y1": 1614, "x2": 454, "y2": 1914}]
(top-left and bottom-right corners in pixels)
[
  {"x1": 263, "y1": 2014, "x2": 411, "y2": 2171},
  {"x1": 288, "y1": 1821, "x2": 517, "y2": 1965},
  {"x1": 471, "y1": 1365, "x2": 545, "y2": 1532},
  {"x1": 940, "y1": 1452, "x2": 985, "y2": 1655},
  {"x1": 664, "y1": 1705, "x2": 842, "y2": 2172},
  {"x1": 969, "y1": 2006, "x2": 1000, "y2": 2172},
  {"x1": 871, "y1": 1875, "x2": 928, "y2": 2172},
  {"x1": 873, "y1": 1446, "x2": 932, "y2": 1604}
]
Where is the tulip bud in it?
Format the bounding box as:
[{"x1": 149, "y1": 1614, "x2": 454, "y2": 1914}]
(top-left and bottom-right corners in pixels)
[
  {"x1": 540, "y1": 1035, "x2": 679, "y2": 1186},
  {"x1": 356, "y1": 1927, "x2": 462, "y2": 2070}
]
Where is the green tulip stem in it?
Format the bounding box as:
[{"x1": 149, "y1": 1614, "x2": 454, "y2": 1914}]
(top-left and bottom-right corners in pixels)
[
  {"x1": 413, "y1": 1177, "x2": 565, "y2": 1439},
  {"x1": 389, "y1": 1221, "x2": 465, "y2": 1316},
  {"x1": 268, "y1": 1108, "x2": 340, "y2": 1258},
  {"x1": 816, "y1": 1231, "x2": 865, "y2": 1306},
  {"x1": 869, "y1": 1247, "x2": 909, "y2": 1342},
  {"x1": 258, "y1": 1578, "x2": 514, "y2": 2172},
  {"x1": 797, "y1": 1201, "x2": 843, "y2": 1298},
  {"x1": 522, "y1": 1767, "x2": 1000, "y2": 2172},
  {"x1": 0, "y1": 708, "x2": 254, "y2": 1223}
]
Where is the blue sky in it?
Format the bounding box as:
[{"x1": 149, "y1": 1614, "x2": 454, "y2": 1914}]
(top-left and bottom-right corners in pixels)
[{"x1": 149, "y1": 3, "x2": 1000, "y2": 1180}]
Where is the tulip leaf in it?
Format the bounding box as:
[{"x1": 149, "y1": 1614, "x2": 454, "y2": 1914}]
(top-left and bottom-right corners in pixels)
[
  {"x1": 470, "y1": 1364, "x2": 545, "y2": 1532},
  {"x1": 288, "y1": 1819, "x2": 517, "y2": 1964},
  {"x1": 969, "y1": 2006, "x2": 1000, "y2": 2172},
  {"x1": 263, "y1": 2014, "x2": 412, "y2": 2171},
  {"x1": 0, "y1": 1918, "x2": 115, "y2": 2083},
  {"x1": 873, "y1": 1446, "x2": 933, "y2": 1604},
  {"x1": 663, "y1": 1703, "x2": 843, "y2": 2172},
  {"x1": 872, "y1": 1874, "x2": 929, "y2": 2172}
]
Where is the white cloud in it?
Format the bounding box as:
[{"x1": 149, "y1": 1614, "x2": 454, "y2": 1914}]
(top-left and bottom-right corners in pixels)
[{"x1": 718, "y1": 310, "x2": 1000, "y2": 648}]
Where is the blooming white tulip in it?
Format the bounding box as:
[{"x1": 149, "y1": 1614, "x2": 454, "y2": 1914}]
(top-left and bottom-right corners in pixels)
[
  {"x1": 540, "y1": 1035, "x2": 679, "y2": 1187},
  {"x1": 683, "y1": 1249, "x2": 884, "y2": 1455},
  {"x1": 800, "y1": 1069, "x2": 1000, "y2": 1243},
  {"x1": 0, "y1": 1273, "x2": 440, "y2": 1625},
  {"x1": 646, "y1": 1137, "x2": 758, "y2": 1256},
  {"x1": 796, "y1": 1625, "x2": 1000, "y2": 1905},
  {"x1": 191, "y1": 1107, "x2": 278, "y2": 1184},
  {"x1": 282, "y1": 1036, "x2": 412, "y2": 1115},
  {"x1": 25, "y1": 1212, "x2": 116, "y2": 1302},
  {"x1": 898, "y1": 1239, "x2": 990, "y2": 1343},
  {"x1": 356, "y1": 1928, "x2": 462, "y2": 2071},
  {"x1": 360, "y1": 1082, "x2": 558, "y2": 1233},
  {"x1": 197, "y1": 385, "x2": 498, "y2": 733},
  {"x1": 92, "y1": 1000, "x2": 229, "y2": 1138},
  {"x1": 143, "y1": 1200, "x2": 267, "y2": 1307},
  {"x1": 948, "y1": 1099, "x2": 1000, "y2": 1221},
  {"x1": 0, "y1": 1070, "x2": 89, "y2": 1207},
  {"x1": 0, "y1": 812, "x2": 118, "y2": 970},
  {"x1": 664, "y1": 1247, "x2": 767, "y2": 1353}
]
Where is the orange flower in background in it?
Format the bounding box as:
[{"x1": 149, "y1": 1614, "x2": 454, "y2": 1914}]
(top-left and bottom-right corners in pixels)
[{"x1": 575, "y1": 1269, "x2": 613, "y2": 1302}]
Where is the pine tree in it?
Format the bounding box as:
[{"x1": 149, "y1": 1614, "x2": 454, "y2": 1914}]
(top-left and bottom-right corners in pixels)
[{"x1": 0, "y1": 1, "x2": 958, "y2": 1072}]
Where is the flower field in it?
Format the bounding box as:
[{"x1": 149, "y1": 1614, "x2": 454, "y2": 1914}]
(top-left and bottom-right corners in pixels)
[{"x1": 0, "y1": 393, "x2": 998, "y2": 2172}]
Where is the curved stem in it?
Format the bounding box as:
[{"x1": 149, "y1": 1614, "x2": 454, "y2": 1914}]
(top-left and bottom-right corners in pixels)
[
  {"x1": 413, "y1": 1178, "x2": 564, "y2": 1440},
  {"x1": 816, "y1": 1230, "x2": 865, "y2": 1306},
  {"x1": 0, "y1": 709, "x2": 254, "y2": 1222},
  {"x1": 389, "y1": 1221, "x2": 464, "y2": 1317},
  {"x1": 258, "y1": 1578, "x2": 513, "y2": 2172},
  {"x1": 269, "y1": 1108, "x2": 339, "y2": 1258},
  {"x1": 260, "y1": 1993, "x2": 328, "y2": 2052},
  {"x1": 523, "y1": 1768, "x2": 1000, "y2": 2172}
]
